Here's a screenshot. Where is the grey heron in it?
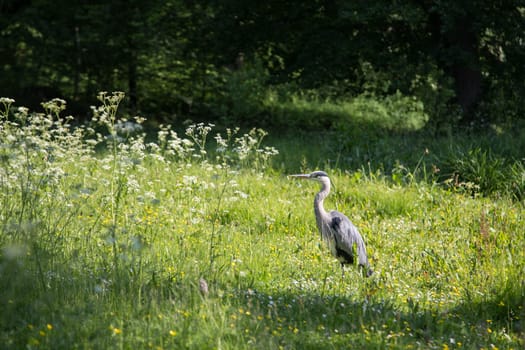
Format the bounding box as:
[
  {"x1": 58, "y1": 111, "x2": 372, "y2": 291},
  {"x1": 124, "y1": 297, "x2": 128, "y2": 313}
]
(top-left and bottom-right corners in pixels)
[{"x1": 289, "y1": 171, "x2": 373, "y2": 277}]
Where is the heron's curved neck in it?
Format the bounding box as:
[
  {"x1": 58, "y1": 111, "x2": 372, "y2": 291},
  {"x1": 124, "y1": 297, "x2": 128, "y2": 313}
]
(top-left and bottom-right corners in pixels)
[{"x1": 314, "y1": 178, "x2": 331, "y2": 221}]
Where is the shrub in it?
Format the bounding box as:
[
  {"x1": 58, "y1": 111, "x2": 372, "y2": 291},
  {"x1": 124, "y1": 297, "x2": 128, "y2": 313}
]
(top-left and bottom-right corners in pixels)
[
  {"x1": 216, "y1": 58, "x2": 271, "y2": 125},
  {"x1": 438, "y1": 147, "x2": 523, "y2": 198},
  {"x1": 508, "y1": 161, "x2": 525, "y2": 201}
]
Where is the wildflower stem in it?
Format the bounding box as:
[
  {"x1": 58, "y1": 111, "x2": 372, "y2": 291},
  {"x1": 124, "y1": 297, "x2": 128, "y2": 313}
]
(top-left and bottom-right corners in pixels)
[{"x1": 209, "y1": 167, "x2": 230, "y2": 278}]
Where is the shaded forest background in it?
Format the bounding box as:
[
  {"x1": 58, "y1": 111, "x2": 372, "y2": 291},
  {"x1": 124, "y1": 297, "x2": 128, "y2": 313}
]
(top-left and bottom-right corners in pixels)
[{"x1": 1, "y1": 0, "x2": 524, "y2": 132}]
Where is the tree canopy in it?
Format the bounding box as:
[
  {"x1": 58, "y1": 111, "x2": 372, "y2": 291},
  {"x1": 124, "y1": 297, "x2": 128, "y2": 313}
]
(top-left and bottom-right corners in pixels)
[{"x1": 1, "y1": 0, "x2": 524, "y2": 129}]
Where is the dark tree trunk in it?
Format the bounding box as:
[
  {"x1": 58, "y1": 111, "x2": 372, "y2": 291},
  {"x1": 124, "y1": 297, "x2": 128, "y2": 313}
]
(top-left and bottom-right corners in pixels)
[
  {"x1": 73, "y1": 26, "x2": 81, "y2": 100},
  {"x1": 422, "y1": 2, "x2": 483, "y2": 120},
  {"x1": 449, "y1": 19, "x2": 482, "y2": 117},
  {"x1": 128, "y1": 57, "x2": 137, "y2": 115},
  {"x1": 127, "y1": 33, "x2": 138, "y2": 115}
]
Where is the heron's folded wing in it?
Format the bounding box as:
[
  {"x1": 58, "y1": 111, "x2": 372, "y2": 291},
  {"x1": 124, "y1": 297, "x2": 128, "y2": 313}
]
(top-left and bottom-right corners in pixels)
[{"x1": 329, "y1": 211, "x2": 369, "y2": 267}]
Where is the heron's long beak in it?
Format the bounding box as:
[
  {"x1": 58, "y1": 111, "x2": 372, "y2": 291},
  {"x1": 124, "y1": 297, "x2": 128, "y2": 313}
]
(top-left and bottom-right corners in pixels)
[{"x1": 288, "y1": 174, "x2": 311, "y2": 179}]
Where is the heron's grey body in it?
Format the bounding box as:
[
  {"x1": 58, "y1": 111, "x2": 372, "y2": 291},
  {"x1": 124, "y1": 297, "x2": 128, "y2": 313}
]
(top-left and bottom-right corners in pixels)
[{"x1": 290, "y1": 171, "x2": 373, "y2": 277}]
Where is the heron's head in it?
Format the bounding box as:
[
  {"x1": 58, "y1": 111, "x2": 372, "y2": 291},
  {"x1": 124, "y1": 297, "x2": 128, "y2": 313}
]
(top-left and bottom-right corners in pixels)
[{"x1": 288, "y1": 170, "x2": 330, "y2": 182}]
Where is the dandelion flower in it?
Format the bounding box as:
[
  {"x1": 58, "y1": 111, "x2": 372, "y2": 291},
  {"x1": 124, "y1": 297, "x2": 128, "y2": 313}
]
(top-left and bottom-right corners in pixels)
[{"x1": 109, "y1": 325, "x2": 122, "y2": 335}]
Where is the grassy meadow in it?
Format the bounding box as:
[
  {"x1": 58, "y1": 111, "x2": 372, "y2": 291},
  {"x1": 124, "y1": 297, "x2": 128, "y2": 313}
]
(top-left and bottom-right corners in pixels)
[{"x1": 0, "y1": 93, "x2": 524, "y2": 349}]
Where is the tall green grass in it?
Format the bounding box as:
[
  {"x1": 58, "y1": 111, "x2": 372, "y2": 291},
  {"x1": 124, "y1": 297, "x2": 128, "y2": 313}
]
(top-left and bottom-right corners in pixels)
[
  {"x1": 0, "y1": 94, "x2": 524, "y2": 349},
  {"x1": 270, "y1": 125, "x2": 525, "y2": 201}
]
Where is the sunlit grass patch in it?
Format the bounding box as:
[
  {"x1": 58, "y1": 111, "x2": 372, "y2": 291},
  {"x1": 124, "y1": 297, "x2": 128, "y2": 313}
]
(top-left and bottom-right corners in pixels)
[{"x1": 0, "y1": 93, "x2": 523, "y2": 349}]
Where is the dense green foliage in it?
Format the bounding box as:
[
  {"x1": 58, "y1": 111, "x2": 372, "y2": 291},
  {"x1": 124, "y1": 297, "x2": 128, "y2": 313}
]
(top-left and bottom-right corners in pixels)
[
  {"x1": 0, "y1": 95, "x2": 524, "y2": 349},
  {"x1": 1, "y1": 1, "x2": 524, "y2": 129}
]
